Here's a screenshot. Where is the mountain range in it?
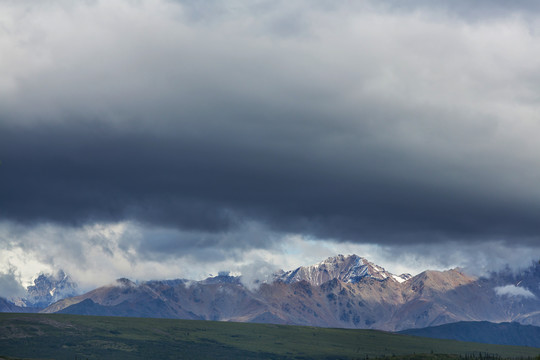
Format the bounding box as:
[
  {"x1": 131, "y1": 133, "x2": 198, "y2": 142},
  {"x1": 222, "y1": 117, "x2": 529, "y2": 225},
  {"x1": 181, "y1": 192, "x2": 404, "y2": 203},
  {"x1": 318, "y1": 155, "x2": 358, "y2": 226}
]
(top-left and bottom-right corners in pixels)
[{"x1": 12, "y1": 254, "x2": 535, "y2": 332}]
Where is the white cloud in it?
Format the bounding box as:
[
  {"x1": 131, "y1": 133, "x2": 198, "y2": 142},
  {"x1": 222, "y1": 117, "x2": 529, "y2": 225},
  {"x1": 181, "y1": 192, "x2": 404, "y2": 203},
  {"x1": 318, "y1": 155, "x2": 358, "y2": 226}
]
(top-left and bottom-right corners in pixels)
[{"x1": 494, "y1": 285, "x2": 536, "y2": 298}]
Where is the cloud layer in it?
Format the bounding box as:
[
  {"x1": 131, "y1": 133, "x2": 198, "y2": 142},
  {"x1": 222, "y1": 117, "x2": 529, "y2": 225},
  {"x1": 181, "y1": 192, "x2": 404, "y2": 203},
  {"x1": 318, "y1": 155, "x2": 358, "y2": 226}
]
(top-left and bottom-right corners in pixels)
[
  {"x1": 1, "y1": 220, "x2": 538, "y2": 290},
  {"x1": 1, "y1": 0, "x2": 539, "y2": 286}
]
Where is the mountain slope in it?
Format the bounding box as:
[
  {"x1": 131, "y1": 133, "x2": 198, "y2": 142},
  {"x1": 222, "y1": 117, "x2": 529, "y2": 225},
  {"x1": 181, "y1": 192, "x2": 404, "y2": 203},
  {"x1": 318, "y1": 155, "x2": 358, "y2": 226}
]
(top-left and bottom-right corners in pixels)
[{"x1": 400, "y1": 321, "x2": 540, "y2": 348}]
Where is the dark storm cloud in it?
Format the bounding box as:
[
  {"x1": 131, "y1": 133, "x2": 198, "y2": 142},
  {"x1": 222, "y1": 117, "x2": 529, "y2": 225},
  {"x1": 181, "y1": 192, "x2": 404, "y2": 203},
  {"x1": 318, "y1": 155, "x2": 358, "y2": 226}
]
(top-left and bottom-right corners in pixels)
[
  {"x1": 2, "y1": 110, "x2": 540, "y2": 245},
  {"x1": 116, "y1": 222, "x2": 278, "y2": 263},
  {"x1": 1, "y1": 0, "x2": 540, "y2": 249}
]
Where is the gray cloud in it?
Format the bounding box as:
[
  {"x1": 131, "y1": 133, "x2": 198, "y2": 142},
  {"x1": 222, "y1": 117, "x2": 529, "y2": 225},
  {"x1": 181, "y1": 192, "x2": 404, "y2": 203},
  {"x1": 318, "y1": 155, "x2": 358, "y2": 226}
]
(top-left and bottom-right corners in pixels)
[
  {"x1": 0, "y1": 220, "x2": 286, "y2": 288},
  {"x1": 377, "y1": 242, "x2": 540, "y2": 277},
  {"x1": 117, "y1": 221, "x2": 280, "y2": 262},
  {"x1": 1, "y1": 0, "x2": 540, "y2": 257},
  {"x1": 0, "y1": 267, "x2": 26, "y2": 299}
]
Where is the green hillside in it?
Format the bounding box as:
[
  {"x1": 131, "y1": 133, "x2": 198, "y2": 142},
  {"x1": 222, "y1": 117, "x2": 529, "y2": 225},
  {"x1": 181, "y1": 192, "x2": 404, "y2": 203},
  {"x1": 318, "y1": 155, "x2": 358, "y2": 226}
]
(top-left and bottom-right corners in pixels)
[{"x1": 0, "y1": 313, "x2": 539, "y2": 360}]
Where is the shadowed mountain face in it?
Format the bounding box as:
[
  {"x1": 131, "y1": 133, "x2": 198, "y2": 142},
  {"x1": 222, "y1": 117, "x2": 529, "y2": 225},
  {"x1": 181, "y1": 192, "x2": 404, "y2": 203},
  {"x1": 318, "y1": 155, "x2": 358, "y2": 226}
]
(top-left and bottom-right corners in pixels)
[
  {"x1": 400, "y1": 321, "x2": 540, "y2": 348},
  {"x1": 38, "y1": 255, "x2": 540, "y2": 331}
]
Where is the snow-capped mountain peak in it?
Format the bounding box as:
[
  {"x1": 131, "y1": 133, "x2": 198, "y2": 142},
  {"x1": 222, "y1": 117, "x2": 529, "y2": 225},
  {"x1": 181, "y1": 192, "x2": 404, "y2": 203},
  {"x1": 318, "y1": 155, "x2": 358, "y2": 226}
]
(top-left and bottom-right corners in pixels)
[{"x1": 277, "y1": 254, "x2": 403, "y2": 286}]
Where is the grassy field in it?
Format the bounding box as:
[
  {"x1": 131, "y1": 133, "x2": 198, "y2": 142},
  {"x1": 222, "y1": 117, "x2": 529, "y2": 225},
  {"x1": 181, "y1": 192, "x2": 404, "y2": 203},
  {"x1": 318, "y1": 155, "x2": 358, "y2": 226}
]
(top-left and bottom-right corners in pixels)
[{"x1": 0, "y1": 313, "x2": 539, "y2": 359}]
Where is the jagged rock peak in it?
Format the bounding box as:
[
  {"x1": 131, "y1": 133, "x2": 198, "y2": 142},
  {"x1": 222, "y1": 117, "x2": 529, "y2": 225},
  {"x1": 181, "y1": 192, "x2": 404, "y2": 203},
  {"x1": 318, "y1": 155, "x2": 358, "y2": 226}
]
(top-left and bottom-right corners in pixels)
[
  {"x1": 22, "y1": 269, "x2": 79, "y2": 308},
  {"x1": 277, "y1": 254, "x2": 404, "y2": 286}
]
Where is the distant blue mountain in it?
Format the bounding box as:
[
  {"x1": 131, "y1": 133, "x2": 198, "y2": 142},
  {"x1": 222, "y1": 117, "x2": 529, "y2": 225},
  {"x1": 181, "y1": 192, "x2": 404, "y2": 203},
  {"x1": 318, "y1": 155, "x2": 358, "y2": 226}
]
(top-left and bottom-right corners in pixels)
[{"x1": 400, "y1": 321, "x2": 540, "y2": 348}]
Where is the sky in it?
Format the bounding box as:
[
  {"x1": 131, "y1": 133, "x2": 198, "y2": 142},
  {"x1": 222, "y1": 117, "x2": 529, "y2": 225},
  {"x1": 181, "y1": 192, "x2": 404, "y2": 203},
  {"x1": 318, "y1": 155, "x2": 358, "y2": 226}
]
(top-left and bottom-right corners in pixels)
[{"x1": 1, "y1": 0, "x2": 540, "y2": 295}]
